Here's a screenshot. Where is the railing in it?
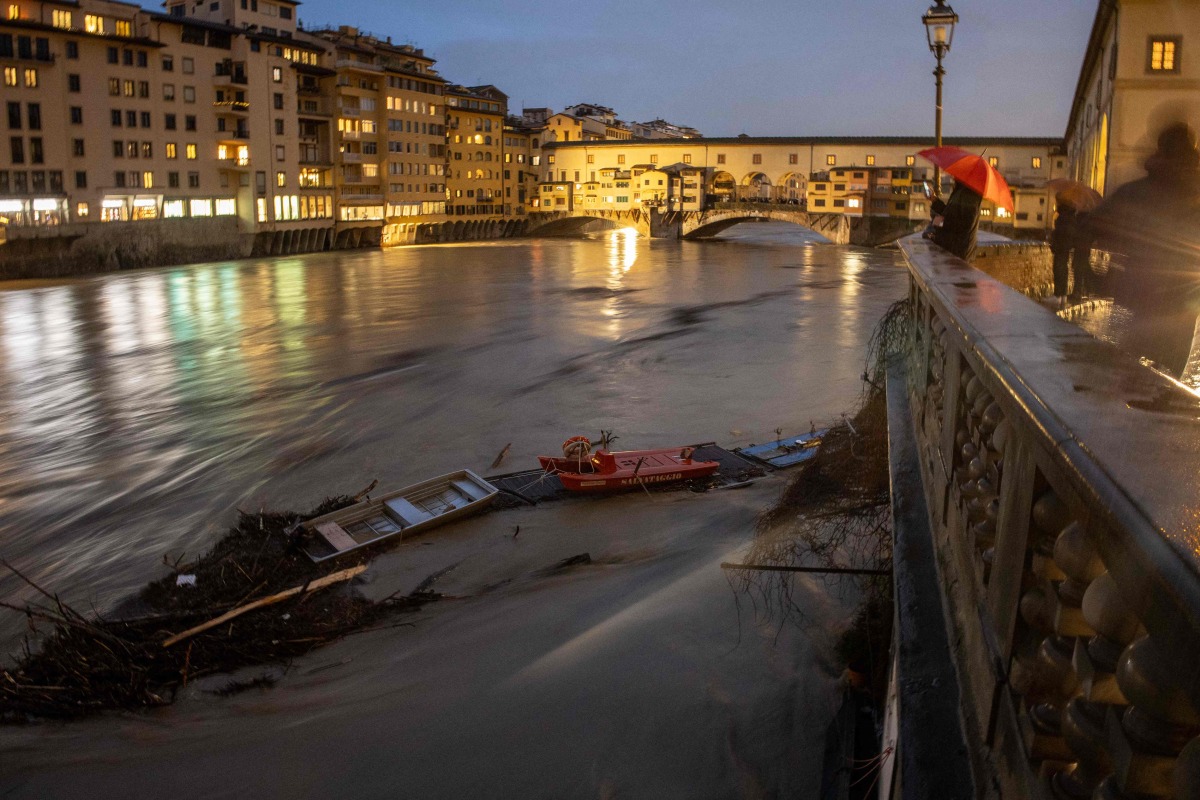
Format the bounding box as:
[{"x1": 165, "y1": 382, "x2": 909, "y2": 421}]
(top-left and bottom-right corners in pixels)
[
  {"x1": 212, "y1": 100, "x2": 250, "y2": 113},
  {"x1": 894, "y1": 235, "x2": 1200, "y2": 798}
]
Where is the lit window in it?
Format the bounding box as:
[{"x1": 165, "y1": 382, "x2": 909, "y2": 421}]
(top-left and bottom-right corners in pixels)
[
  {"x1": 1032, "y1": 157, "x2": 1042, "y2": 169},
  {"x1": 115, "y1": 20, "x2": 131, "y2": 37},
  {"x1": 23, "y1": 68, "x2": 37, "y2": 87},
  {"x1": 166, "y1": 143, "x2": 177, "y2": 159},
  {"x1": 866, "y1": 155, "x2": 875, "y2": 166},
  {"x1": 7, "y1": 4, "x2": 19, "y2": 20},
  {"x1": 272, "y1": 67, "x2": 282, "y2": 82},
  {"x1": 987, "y1": 156, "x2": 998, "y2": 168},
  {"x1": 186, "y1": 143, "x2": 197, "y2": 160},
  {"x1": 826, "y1": 155, "x2": 836, "y2": 166},
  {"x1": 142, "y1": 171, "x2": 153, "y2": 188},
  {"x1": 163, "y1": 199, "x2": 185, "y2": 218},
  {"x1": 215, "y1": 198, "x2": 236, "y2": 215},
  {"x1": 1148, "y1": 37, "x2": 1180, "y2": 73},
  {"x1": 683, "y1": 154, "x2": 692, "y2": 164},
  {"x1": 3, "y1": 67, "x2": 15, "y2": 87},
  {"x1": 52, "y1": 9, "x2": 71, "y2": 28},
  {"x1": 906, "y1": 155, "x2": 915, "y2": 166},
  {"x1": 84, "y1": 14, "x2": 103, "y2": 33},
  {"x1": 276, "y1": 171, "x2": 285, "y2": 187},
  {"x1": 189, "y1": 198, "x2": 213, "y2": 217}
]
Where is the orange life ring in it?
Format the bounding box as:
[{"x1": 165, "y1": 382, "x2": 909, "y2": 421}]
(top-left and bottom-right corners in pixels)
[{"x1": 562, "y1": 436, "x2": 592, "y2": 459}]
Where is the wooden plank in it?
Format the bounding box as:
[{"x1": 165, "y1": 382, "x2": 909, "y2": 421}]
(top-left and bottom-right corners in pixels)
[
  {"x1": 162, "y1": 565, "x2": 367, "y2": 648},
  {"x1": 316, "y1": 521, "x2": 358, "y2": 552},
  {"x1": 451, "y1": 478, "x2": 486, "y2": 502}
]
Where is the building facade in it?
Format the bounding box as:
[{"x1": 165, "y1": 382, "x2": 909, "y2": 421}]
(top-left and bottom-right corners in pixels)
[
  {"x1": 445, "y1": 84, "x2": 505, "y2": 218},
  {"x1": 1065, "y1": 0, "x2": 1200, "y2": 194}
]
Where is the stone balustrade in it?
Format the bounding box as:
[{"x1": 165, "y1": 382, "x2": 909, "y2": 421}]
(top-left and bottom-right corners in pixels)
[{"x1": 894, "y1": 235, "x2": 1200, "y2": 799}]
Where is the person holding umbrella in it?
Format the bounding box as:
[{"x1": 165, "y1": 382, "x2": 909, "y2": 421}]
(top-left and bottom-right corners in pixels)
[
  {"x1": 918, "y1": 147, "x2": 1014, "y2": 264},
  {"x1": 1046, "y1": 178, "x2": 1103, "y2": 301},
  {"x1": 1050, "y1": 201, "x2": 1078, "y2": 308}
]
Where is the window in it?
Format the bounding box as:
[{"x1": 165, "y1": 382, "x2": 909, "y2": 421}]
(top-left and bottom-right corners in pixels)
[
  {"x1": 165, "y1": 113, "x2": 177, "y2": 130},
  {"x1": 272, "y1": 66, "x2": 282, "y2": 82},
  {"x1": 123, "y1": 79, "x2": 134, "y2": 97},
  {"x1": 276, "y1": 171, "x2": 285, "y2": 187},
  {"x1": 752, "y1": 154, "x2": 762, "y2": 165},
  {"x1": 68, "y1": 74, "x2": 81, "y2": 92},
  {"x1": 138, "y1": 81, "x2": 149, "y2": 98},
  {"x1": 987, "y1": 156, "x2": 998, "y2": 168},
  {"x1": 23, "y1": 68, "x2": 36, "y2": 87},
  {"x1": 163, "y1": 55, "x2": 174, "y2": 72},
  {"x1": 6, "y1": 102, "x2": 18, "y2": 130},
  {"x1": 866, "y1": 155, "x2": 876, "y2": 166},
  {"x1": 114, "y1": 171, "x2": 126, "y2": 188},
  {"x1": 72, "y1": 139, "x2": 84, "y2": 156},
  {"x1": 163, "y1": 84, "x2": 175, "y2": 101},
  {"x1": 1032, "y1": 156, "x2": 1042, "y2": 169},
  {"x1": 273, "y1": 93, "x2": 284, "y2": 110},
  {"x1": 125, "y1": 141, "x2": 136, "y2": 158},
  {"x1": 1148, "y1": 37, "x2": 1181, "y2": 73},
  {"x1": 115, "y1": 20, "x2": 131, "y2": 37},
  {"x1": 650, "y1": 154, "x2": 658, "y2": 164},
  {"x1": 186, "y1": 143, "x2": 197, "y2": 159},
  {"x1": 70, "y1": 107, "x2": 82, "y2": 124},
  {"x1": 185, "y1": 115, "x2": 196, "y2": 131},
  {"x1": 187, "y1": 171, "x2": 199, "y2": 188},
  {"x1": 142, "y1": 171, "x2": 152, "y2": 188},
  {"x1": 108, "y1": 78, "x2": 119, "y2": 96},
  {"x1": 787, "y1": 153, "x2": 798, "y2": 165},
  {"x1": 142, "y1": 142, "x2": 152, "y2": 158},
  {"x1": 111, "y1": 109, "x2": 122, "y2": 127},
  {"x1": 52, "y1": 9, "x2": 71, "y2": 28},
  {"x1": 166, "y1": 142, "x2": 177, "y2": 158},
  {"x1": 125, "y1": 110, "x2": 136, "y2": 127},
  {"x1": 182, "y1": 57, "x2": 193, "y2": 74},
  {"x1": 122, "y1": 49, "x2": 133, "y2": 66},
  {"x1": 168, "y1": 171, "x2": 179, "y2": 188},
  {"x1": 906, "y1": 155, "x2": 916, "y2": 166},
  {"x1": 10, "y1": 136, "x2": 22, "y2": 163},
  {"x1": 586, "y1": 154, "x2": 595, "y2": 164},
  {"x1": 85, "y1": 14, "x2": 104, "y2": 34},
  {"x1": 183, "y1": 86, "x2": 195, "y2": 103},
  {"x1": 2, "y1": 67, "x2": 14, "y2": 87},
  {"x1": 75, "y1": 171, "x2": 86, "y2": 189},
  {"x1": 683, "y1": 154, "x2": 692, "y2": 164},
  {"x1": 140, "y1": 111, "x2": 151, "y2": 128},
  {"x1": 26, "y1": 103, "x2": 38, "y2": 130},
  {"x1": 66, "y1": 41, "x2": 78, "y2": 59},
  {"x1": 274, "y1": 119, "x2": 284, "y2": 135},
  {"x1": 826, "y1": 155, "x2": 837, "y2": 166},
  {"x1": 275, "y1": 145, "x2": 284, "y2": 161}
]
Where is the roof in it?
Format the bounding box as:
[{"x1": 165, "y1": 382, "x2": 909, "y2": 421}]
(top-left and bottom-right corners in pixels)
[{"x1": 545, "y1": 135, "x2": 1064, "y2": 149}]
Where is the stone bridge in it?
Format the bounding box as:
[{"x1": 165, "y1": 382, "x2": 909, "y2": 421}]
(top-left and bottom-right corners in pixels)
[
  {"x1": 526, "y1": 203, "x2": 922, "y2": 247},
  {"x1": 887, "y1": 236, "x2": 1200, "y2": 798}
]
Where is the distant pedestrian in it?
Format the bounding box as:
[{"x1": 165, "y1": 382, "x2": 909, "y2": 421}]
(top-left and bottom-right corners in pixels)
[
  {"x1": 1050, "y1": 203, "x2": 1077, "y2": 308},
  {"x1": 929, "y1": 180, "x2": 983, "y2": 263},
  {"x1": 1088, "y1": 122, "x2": 1200, "y2": 378},
  {"x1": 1068, "y1": 211, "x2": 1095, "y2": 301}
]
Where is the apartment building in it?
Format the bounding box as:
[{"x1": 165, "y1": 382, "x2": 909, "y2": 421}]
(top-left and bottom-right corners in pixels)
[
  {"x1": 308, "y1": 26, "x2": 446, "y2": 227},
  {"x1": 0, "y1": 0, "x2": 335, "y2": 241},
  {"x1": 1066, "y1": 0, "x2": 1200, "y2": 194},
  {"x1": 445, "y1": 84, "x2": 505, "y2": 217},
  {"x1": 501, "y1": 119, "x2": 535, "y2": 216}
]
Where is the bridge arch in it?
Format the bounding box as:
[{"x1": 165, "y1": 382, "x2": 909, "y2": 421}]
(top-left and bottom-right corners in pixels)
[
  {"x1": 712, "y1": 171, "x2": 737, "y2": 202},
  {"x1": 741, "y1": 172, "x2": 772, "y2": 202},
  {"x1": 775, "y1": 172, "x2": 804, "y2": 203}
]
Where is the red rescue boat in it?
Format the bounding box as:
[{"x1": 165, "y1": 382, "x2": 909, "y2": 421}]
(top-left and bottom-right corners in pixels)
[{"x1": 538, "y1": 436, "x2": 720, "y2": 493}]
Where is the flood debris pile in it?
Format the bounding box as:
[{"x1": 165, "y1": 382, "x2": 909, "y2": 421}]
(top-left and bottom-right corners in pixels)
[
  {"x1": 1, "y1": 495, "x2": 435, "y2": 722},
  {"x1": 734, "y1": 298, "x2": 910, "y2": 699}
]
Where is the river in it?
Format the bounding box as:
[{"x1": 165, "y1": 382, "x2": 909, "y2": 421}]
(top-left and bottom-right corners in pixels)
[{"x1": 1, "y1": 223, "x2": 908, "y2": 798}]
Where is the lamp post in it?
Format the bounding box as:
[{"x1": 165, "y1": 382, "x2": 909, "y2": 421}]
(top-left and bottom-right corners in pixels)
[{"x1": 923, "y1": 0, "x2": 958, "y2": 196}]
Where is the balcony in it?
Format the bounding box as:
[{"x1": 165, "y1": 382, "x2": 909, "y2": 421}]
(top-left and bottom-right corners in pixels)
[
  {"x1": 216, "y1": 156, "x2": 251, "y2": 171},
  {"x1": 298, "y1": 100, "x2": 333, "y2": 118},
  {"x1": 213, "y1": 100, "x2": 251, "y2": 115},
  {"x1": 338, "y1": 107, "x2": 361, "y2": 117},
  {"x1": 215, "y1": 129, "x2": 250, "y2": 141},
  {"x1": 335, "y1": 58, "x2": 382, "y2": 73},
  {"x1": 340, "y1": 152, "x2": 362, "y2": 163},
  {"x1": 213, "y1": 70, "x2": 248, "y2": 86}
]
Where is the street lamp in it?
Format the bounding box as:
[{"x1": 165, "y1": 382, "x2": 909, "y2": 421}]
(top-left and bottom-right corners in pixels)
[{"x1": 923, "y1": 0, "x2": 958, "y2": 195}]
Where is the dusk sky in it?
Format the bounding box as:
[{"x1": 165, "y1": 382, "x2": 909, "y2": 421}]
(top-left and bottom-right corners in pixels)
[{"x1": 292, "y1": 0, "x2": 1100, "y2": 138}]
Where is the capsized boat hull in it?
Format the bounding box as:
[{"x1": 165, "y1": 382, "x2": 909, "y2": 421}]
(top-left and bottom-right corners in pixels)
[{"x1": 539, "y1": 446, "x2": 720, "y2": 493}]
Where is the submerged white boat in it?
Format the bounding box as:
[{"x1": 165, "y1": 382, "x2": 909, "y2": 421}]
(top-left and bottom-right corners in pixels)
[{"x1": 299, "y1": 469, "x2": 499, "y2": 562}]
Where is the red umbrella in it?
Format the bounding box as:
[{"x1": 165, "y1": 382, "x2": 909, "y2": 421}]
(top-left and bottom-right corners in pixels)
[
  {"x1": 1045, "y1": 178, "x2": 1103, "y2": 212},
  {"x1": 917, "y1": 146, "x2": 1014, "y2": 211}
]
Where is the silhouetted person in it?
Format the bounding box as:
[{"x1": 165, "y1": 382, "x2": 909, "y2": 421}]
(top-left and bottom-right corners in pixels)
[
  {"x1": 1069, "y1": 211, "x2": 1095, "y2": 301},
  {"x1": 1089, "y1": 122, "x2": 1200, "y2": 378},
  {"x1": 1051, "y1": 203, "x2": 1078, "y2": 307},
  {"x1": 929, "y1": 180, "x2": 983, "y2": 262}
]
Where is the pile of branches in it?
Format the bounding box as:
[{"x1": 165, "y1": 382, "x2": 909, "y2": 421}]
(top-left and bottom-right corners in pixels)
[
  {"x1": 1, "y1": 495, "x2": 435, "y2": 722},
  {"x1": 732, "y1": 298, "x2": 911, "y2": 699}
]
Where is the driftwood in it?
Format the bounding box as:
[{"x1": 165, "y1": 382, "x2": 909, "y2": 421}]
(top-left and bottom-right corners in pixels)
[{"x1": 163, "y1": 565, "x2": 367, "y2": 647}]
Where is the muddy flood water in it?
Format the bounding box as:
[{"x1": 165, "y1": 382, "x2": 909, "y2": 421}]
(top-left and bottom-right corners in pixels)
[{"x1": 1, "y1": 223, "x2": 908, "y2": 798}]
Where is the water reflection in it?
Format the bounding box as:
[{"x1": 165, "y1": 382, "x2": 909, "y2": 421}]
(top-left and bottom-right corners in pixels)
[{"x1": 0, "y1": 223, "x2": 906, "y2": 647}]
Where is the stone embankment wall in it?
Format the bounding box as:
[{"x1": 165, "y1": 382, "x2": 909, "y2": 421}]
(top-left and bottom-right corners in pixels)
[
  {"x1": 972, "y1": 241, "x2": 1053, "y2": 297},
  {"x1": 1, "y1": 218, "x2": 251, "y2": 280}
]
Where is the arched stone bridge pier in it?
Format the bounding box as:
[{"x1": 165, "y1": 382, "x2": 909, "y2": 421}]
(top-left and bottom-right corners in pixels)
[{"x1": 526, "y1": 204, "x2": 921, "y2": 247}]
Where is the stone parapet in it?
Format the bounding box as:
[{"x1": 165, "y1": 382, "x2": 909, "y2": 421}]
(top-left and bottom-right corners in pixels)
[
  {"x1": 891, "y1": 235, "x2": 1200, "y2": 799},
  {"x1": 972, "y1": 241, "x2": 1055, "y2": 298}
]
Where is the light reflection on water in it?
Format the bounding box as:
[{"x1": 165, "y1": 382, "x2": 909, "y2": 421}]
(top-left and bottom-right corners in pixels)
[{"x1": 0, "y1": 223, "x2": 906, "y2": 645}]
